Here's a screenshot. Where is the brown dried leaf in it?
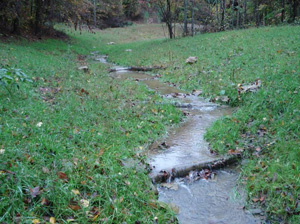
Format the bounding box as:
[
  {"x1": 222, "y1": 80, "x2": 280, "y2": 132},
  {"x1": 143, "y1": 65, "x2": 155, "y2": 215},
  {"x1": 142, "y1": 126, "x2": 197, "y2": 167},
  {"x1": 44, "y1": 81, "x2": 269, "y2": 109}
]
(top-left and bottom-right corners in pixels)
[
  {"x1": 58, "y1": 171, "x2": 68, "y2": 180},
  {"x1": 29, "y1": 186, "x2": 41, "y2": 198},
  {"x1": 41, "y1": 198, "x2": 49, "y2": 206},
  {"x1": 149, "y1": 202, "x2": 157, "y2": 208},
  {"x1": 98, "y1": 149, "x2": 105, "y2": 156},
  {"x1": 69, "y1": 204, "x2": 81, "y2": 211},
  {"x1": 260, "y1": 195, "x2": 266, "y2": 202}
]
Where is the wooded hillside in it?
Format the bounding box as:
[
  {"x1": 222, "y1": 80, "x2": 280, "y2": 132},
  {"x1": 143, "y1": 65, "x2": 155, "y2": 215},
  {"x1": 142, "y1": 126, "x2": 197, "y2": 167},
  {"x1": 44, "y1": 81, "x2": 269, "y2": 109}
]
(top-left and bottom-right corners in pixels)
[{"x1": 1, "y1": 0, "x2": 299, "y2": 37}]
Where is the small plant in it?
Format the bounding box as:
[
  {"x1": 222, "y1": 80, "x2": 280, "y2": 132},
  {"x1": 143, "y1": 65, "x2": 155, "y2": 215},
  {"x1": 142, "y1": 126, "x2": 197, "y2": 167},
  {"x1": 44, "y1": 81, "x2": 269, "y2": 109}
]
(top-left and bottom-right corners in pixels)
[{"x1": 0, "y1": 67, "x2": 32, "y2": 95}]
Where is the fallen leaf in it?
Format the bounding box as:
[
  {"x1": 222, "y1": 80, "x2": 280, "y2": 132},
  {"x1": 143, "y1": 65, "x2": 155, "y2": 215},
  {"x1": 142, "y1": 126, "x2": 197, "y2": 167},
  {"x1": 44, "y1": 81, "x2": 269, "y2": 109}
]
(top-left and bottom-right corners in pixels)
[
  {"x1": 252, "y1": 198, "x2": 259, "y2": 203},
  {"x1": 80, "y1": 199, "x2": 89, "y2": 208},
  {"x1": 72, "y1": 189, "x2": 80, "y2": 195},
  {"x1": 125, "y1": 180, "x2": 130, "y2": 186},
  {"x1": 260, "y1": 195, "x2": 266, "y2": 202},
  {"x1": 36, "y1": 122, "x2": 43, "y2": 127},
  {"x1": 42, "y1": 167, "x2": 50, "y2": 174},
  {"x1": 41, "y1": 198, "x2": 49, "y2": 206},
  {"x1": 98, "y1": 149, "x2": 105, "y2": 156},
  {"x1": 58, "y1": 171, "x2": 68, "y2": 180},
  {"x1": 0, "y1": 148, "x2": 5, "y2": 154},
  {"x1": 228, "y1": 149, "x2": 241, "y2": 155},
  {"x1": 32, "y1": 219, "x2": 41, "y2": 224},
  {"x1": 29, "y1": 186, "x2": 41, "y2": 198},
  {"x1": 50, "y1": 217, "x2": 56, "y2": 224},
  {"x1": 149, "y1": 202, "x2": 157, "y2": 208},
  {"x1": 69, "y1": 204, "x2": 81, "y2": 211},
  {"x1": 73, "y1": 158, "x2": 78, "y2": 165},
  {"x1": 152, "y1": 108, "x2": 158, "y2": 114},
  {"x1": 92, "y1": 213, "x2": 100, "y2": 221}
]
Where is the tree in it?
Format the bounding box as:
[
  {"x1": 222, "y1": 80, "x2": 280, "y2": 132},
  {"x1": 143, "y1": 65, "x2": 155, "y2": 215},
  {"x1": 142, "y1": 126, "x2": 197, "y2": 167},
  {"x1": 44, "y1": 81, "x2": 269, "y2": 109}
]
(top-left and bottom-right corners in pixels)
[
  {"x1": 184, "y1": 0, "x2": 188, "y2": 36},
  {"x1": 153, "y1": 0, "x2": 176, "y2": 38},
  {"x1": 0, "y1": 0, "x2": 92, "y2": 36},
  {"x1": 220, "y1": 0, "x2": 226, "y2": 30}
]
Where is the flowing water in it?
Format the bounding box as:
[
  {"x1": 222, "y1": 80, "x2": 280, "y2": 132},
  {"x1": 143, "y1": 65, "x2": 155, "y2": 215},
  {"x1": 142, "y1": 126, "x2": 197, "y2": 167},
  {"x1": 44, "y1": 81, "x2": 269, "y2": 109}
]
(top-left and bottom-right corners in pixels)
[
  {"x1": 94, "y1": 54, "x2": 263, "y2": 224},
  {"x1": 159, "y1": 168, "x2": 261, "y2": 224}
]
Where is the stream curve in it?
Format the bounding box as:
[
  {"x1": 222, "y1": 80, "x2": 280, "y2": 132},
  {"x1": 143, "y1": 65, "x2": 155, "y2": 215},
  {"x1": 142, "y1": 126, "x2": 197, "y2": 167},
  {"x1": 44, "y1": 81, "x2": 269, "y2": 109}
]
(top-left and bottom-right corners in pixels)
[{"x1": 93, "y1": 53, "x2": 263, "y2": 224}]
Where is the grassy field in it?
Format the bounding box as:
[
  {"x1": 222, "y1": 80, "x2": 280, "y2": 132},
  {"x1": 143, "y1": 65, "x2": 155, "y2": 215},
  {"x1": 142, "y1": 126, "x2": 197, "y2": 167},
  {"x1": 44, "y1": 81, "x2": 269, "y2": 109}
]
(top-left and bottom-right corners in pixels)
[
  {"x1": 1, "y1": 24, "x2": 300, "y2": 223},
  {"x1": 69, "y1": 24, "x2": 300, "y2": 223},
  {"x1": 0, "y1": 26, "x2": 183, "y2": 223}
]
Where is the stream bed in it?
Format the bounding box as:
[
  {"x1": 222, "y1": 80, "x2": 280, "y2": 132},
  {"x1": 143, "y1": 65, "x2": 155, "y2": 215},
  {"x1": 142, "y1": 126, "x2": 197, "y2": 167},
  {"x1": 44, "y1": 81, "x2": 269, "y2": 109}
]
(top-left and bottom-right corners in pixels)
[{"x1": 93, "y1": 53, "x2": 264, "y2": 224}]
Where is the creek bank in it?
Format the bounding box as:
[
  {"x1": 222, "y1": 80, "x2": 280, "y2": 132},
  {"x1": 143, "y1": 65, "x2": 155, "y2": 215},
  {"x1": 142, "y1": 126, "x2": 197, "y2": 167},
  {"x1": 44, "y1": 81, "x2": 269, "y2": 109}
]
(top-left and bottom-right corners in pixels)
[{"x1": 92, "y1": 52, "x2": 264, "y2": 224}]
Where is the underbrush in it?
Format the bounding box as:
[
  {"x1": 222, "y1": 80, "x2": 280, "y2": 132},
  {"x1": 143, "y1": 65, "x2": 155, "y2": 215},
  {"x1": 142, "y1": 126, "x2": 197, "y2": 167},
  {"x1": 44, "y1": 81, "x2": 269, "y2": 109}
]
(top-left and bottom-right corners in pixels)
[{"x1": 0, "y1": 37, "x2": 182, "y2": 223}]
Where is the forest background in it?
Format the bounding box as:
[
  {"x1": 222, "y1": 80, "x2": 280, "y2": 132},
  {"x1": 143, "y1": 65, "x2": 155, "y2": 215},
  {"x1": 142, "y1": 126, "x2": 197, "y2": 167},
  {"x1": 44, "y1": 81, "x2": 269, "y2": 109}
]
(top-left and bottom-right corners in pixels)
[{"x1": 1, "y1": 0, "x2": 299, "y2": 38}]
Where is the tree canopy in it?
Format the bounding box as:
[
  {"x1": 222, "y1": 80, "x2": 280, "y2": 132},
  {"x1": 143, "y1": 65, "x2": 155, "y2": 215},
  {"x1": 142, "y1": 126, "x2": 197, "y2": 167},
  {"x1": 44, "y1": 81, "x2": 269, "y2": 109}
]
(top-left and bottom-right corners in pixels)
[{"x1": 0, "y1": 0, "x2": 299, "y2": 37}]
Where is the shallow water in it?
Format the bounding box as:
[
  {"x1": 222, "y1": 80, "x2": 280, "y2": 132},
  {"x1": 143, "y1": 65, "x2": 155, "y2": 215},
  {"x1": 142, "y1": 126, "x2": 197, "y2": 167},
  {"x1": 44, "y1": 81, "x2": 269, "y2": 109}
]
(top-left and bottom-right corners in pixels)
[
  {"x1": 159, "y1": 168, "x2": 261, "y2": 224},
  {"x1": 97, "y1": 55, "x2": 262, "y2": 224}
]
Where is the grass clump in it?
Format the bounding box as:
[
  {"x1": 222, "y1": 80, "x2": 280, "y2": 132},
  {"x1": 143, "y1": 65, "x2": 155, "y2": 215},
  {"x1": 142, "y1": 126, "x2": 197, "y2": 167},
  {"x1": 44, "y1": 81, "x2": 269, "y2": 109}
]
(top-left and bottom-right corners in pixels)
[
  {"x1": 94, "y1": 25, "x2": 300, "y2": 223},
  {"x1": 0, "y1": 34, "x2": 182, "y2": 222}
]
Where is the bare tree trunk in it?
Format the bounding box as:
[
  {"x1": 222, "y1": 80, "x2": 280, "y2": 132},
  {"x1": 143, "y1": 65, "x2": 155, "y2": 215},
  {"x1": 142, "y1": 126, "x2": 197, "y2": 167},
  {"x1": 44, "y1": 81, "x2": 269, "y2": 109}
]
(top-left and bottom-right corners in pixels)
[
  {"x1": 216, "y1": 0, "x2": 220, "y2": 26},
  {"x1": 167, "y1": 0, "x2": 173, "y2": 38},
  {"x1": 232, "y1": 0, "x2": 235, "y2": 28},
  {"x1": 292, "y1": 0, "x2": 298, "y2": 21},
  {"x1": 254, "y1": 0, "x2": 259, "y2": 26},
  {"x1": 35, "y1": 0, "x2": 42, "y2": 34},
  {"x1": 167, "y1": 22, "x2": 173, "y2": 38},
  {"x1": 243, "y1": 0, "x2": 247, "y2": 27},
  {"x1": 191, "y1": 0, "x2": 195, "y2": 36},
  {"x1": 281, "y1": 0, "x2": 285, "y2": 22},
  {"x1": 93, "y1": 0, "x2": 97, "y2": 27},
  {"x1": 220, "y1": 0, "x2": 225, "y2": 30},
  {"x1": 237, "y1": 2, "x2": 240, "y2": 29},
  {"x1": 156, "y1": 0, "x2": 174, "y2": 39},
  {"x1": 12, "y1": 0, "x2": 21, "y2": 34},
  {"x1": 184, "y1": 0, "x2": 188, "y2": 36}
]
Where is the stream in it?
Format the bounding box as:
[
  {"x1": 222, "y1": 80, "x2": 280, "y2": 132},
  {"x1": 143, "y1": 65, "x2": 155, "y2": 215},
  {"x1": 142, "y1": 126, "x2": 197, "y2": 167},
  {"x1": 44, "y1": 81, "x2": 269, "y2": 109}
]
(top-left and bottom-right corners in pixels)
[{"x1": 92, "y1": 53, "x2": 264, "y2": 224}]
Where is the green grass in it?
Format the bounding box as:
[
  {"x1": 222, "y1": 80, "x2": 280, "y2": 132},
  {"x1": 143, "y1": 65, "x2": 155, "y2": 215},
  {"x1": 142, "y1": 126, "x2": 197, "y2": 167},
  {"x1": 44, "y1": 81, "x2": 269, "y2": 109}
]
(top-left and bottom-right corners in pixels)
[
  {"x1": 0, "y1": 30, "x2": 182, "y2": 223},
  {"x1": 80, "y1": 25, "x2": 300, "y2": 223},
  {"x1": 1, "y1": 24, "x2": 300, "y2": 223}
]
